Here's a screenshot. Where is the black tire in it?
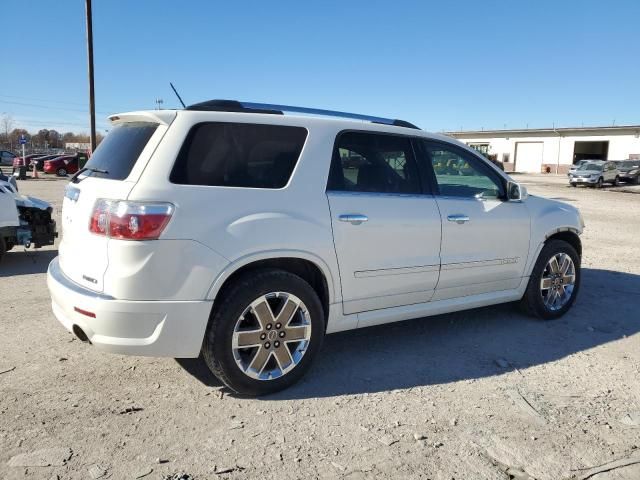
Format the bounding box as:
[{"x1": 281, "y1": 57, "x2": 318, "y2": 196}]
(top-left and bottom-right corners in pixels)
[
  {"x1": 0, "y1": 237, "x2": 6, "y2": 263},
  {"x1": 57, "y1": 168, "x2": 67, "y2": 176},
  {"x1": 202, "y1": 269, "x2": 325, "y2": 396},
  {"x1": 613, "y1": 176, "x2": 619, "y2": 187},
  {"x1": 519, "y1": 239, "x2": 581, "y2": 320},
  {"x1": 570, "y1": 183, "x2": 577, "y2": 187},
  {"x1": 595, "y1": 177, "x2": 603, "y2": 189}
]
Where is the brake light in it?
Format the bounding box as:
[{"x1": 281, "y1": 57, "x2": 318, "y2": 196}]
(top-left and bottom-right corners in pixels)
[{"x1": 89, "y1": 200, "x2": 174, "y2": 240}]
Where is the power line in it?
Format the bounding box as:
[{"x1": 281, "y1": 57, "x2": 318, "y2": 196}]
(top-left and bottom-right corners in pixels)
[
  {"x1": 0, "y1": 99, "x2": 113, "y2": 115},
  {"x1": 0, "y1": 93, "x2": 91, "y2": 107},
  {"x1": 0, "y1": 94, "x2": 130, "y2": 114},
  {"x1": 15, "y1": 119, "x2": 109, "y2": 129}
]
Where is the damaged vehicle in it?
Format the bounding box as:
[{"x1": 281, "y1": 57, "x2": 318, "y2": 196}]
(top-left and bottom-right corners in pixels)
[{"x1": 0, "y1": 172, "x2": 57, "y2": 262}]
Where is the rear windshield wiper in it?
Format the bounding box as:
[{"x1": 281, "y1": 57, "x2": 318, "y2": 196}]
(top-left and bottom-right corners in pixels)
[{"x1": 71, "y1": 167, "x2": 109, "y2": 183}]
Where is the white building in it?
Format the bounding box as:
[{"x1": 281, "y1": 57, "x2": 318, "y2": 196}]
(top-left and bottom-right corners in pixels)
[
  {"x1": 447, "y1": 125, "x2": 640, "y2": 173},
  {"x1": 65, "y1": 142, "x2": 91, "y2": 151}
]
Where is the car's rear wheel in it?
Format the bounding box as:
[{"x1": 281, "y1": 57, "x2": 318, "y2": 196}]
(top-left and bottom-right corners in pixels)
[
  {"x1": 520, "y1": 239, "x2": 580, "y2": 320},
  {"x1": 202, "y1": 269, "x2": 325, "y2": 396},
  {"x1": 57, "y1": 168, "x2": 67, "y2": 176},
  {"x1": 0, "y1": 237, "x2": 6, "y2": 263}
]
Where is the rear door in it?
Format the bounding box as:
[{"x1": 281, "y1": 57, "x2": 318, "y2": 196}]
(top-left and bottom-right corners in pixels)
[
  {"x1": 59, "y1": 118, "x2": 170, "y2": 292},
  {"x1": 421, "y1": 140, "x2": 531, "y2": 300},
  {"x1": 327, "y1": 131, "x2": 442, "y2": 314}
]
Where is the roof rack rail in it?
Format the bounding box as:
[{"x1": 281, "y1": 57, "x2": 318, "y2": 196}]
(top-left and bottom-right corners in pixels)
[{"x1": 185, "y1": 100, "x2": 420, "y2": 130}]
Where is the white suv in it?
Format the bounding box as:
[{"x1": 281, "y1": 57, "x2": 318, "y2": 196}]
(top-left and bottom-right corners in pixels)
[{"x1": 47, "y1": 100, "x2": 584, "y2": 395}]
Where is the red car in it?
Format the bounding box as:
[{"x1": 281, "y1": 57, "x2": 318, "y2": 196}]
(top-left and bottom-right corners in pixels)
[
  {"x1": 12, "y1": 154, "x2": 44, "y2": 169},
  {"x1": 44, "y1": 156, "x2": 80, "y2": 176}
]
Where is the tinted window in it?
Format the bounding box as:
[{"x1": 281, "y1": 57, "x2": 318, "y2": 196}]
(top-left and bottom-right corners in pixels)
[
  {"x1": 170, "y1": 123, "x2": 307, "y2": 189},
  {"x1": 327, "y1": 132, "x2": 421, "y2": 194},
  {"x1": 84, "y1": 122, "x2": 158, "y2": 180},
  {"x1": 424, "y1": 142, "x2": 503, "y2": 198}
]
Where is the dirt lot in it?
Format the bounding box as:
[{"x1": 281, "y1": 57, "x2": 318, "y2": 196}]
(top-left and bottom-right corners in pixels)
[{"x1": 1, "y1": 174, "x2": 640, "y2": 480}]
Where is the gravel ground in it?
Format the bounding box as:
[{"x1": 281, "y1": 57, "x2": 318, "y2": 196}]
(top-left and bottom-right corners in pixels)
[{"x1": 1, "y1": 174, "x2": 640, "y2": 480}]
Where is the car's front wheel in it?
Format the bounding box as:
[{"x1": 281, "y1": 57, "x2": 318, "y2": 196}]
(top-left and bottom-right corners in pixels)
[
  {"x1": 595, "y1": 177, "x2": 603, "y2": 188},
  {"x1": 520, "y1": 239, "x2": 580, "y2": 320},
  {"x1": 57, "y1": 168, "x2": 67, "y2": 176},
  {"x1": 202, "y1": 269, "x2": 325, "y2": 396},
  {"x1": 613, "y1": 176, "x2": 619, "y2": 187}
]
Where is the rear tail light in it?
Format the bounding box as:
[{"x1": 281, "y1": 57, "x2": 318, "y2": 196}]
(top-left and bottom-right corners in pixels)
[{"x1": 89, "y1": 200, "x2": 174, "y2": 240}]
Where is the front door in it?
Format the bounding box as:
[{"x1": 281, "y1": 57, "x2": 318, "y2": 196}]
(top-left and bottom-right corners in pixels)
[
  {"x1": 421, "y1": 140, "x2": 531, "y2": 301},
  {"x1": 327, "y1": 131, "x2": 442, "y2": 314}
]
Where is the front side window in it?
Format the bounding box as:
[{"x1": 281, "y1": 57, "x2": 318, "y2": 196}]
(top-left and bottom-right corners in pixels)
[
  {"x1": 424, "y1": 142, "x2": 503, "y2": 199},
  {"x1": 327, "y1": 132, "x2": 421, "y2": 194},
  {"x1": 171, "y1": 122, "x2": 307, "y2": 188}
]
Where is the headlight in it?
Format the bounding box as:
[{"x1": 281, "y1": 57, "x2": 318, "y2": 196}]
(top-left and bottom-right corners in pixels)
[
  {"x1": 591, "y1": 174, "x2": 599, "y2": 178},
  {"x1": 629, "y1": 169, "x2": 638, "y2": 175}
]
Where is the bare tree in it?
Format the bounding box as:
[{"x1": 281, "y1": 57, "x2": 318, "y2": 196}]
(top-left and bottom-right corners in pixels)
[{"x1": 1, "y1": 114, "x2": 14, "y2": 149}]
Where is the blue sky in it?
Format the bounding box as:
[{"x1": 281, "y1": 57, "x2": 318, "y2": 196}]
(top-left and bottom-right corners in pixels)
[{"x1": 2, "y1": 0, "x2": 639, "y2": 134}]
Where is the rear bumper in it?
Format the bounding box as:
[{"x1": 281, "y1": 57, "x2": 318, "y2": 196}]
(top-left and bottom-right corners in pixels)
[{"x1": 47, "y1": 257, "x2": 212, "y2": 357}]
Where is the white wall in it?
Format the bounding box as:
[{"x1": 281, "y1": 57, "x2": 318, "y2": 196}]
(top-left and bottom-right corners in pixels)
[{"x1": 455, "y1": 133, "x2": 640, "y2": 172}]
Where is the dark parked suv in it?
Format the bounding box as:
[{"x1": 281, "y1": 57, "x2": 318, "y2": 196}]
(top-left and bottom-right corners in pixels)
[{"x1": 613, "y1": 160, "x2": 640, "y2": 185}]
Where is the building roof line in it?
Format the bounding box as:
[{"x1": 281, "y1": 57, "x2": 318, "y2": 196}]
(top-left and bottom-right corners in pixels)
[{"x1": 447, "y1": 125, "x2": 640, "y2": 136}]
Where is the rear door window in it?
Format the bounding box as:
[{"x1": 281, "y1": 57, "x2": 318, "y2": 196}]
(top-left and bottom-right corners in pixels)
[
  {"x1": 84, "y1": 122, "x2": 158, "y2": 180},
  {"x1": 170, "y1": 122, "x2": 308, "y2": 189},
  {"x1": 327, "y1": 131, "x2": 422, "y2": 194}
]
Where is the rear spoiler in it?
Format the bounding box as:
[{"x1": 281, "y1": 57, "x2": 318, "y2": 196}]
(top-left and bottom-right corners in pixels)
[{"x1": 108, "y1": 110, "x2": 177, "y2": 126}]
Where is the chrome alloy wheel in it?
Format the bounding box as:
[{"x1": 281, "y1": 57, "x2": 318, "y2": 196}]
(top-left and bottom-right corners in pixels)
[
  {"x1": 540, "y1": 252, "x2": 576, "y2": 311},
  {"x1": 232, "y1": 292, "x2": 312, "y2": 380}
]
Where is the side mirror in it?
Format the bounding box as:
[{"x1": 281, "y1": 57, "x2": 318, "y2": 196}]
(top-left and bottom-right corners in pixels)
[{"x1": 506, "y1": 181, "x2": 527, "y2": 201}]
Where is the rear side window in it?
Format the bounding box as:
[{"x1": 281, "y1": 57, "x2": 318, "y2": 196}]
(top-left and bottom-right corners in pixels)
[
  {"x1": 84, "y1": 122, "x2": 158, "y2": 180},
  {"x1": 170, "y1": 122, "x2": 308, "y2": 188},
  {"x1": 327, "y1": 131, "x2": 421, "y2": 194}
]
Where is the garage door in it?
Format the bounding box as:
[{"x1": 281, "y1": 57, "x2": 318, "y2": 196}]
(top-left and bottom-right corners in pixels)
[{"x1": 515, "y1": 142, "x2": 544, "y2": 173}]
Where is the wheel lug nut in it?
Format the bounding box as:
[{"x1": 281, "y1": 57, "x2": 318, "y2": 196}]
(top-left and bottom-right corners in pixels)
[
  {"x1": 275, "y1": 323, "x2": 282, "y2": 329},
  {"x1": 266, "y1": 324, "x2": 273, "y2": 330},
  {"x1": 260, "y1": 333, "x2": 266, "y2": 340},
  {"x1": 279, "y1": 331, "x2": 285, "y2": 338},
  {"x1": 274, "y1": 341, "x2": 280, "y2": 348},
  {"x1": 264, "y1": 342, "x2": 271, "y2": 349}
]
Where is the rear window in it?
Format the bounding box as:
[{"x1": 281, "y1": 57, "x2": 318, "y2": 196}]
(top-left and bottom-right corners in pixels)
[
  {"x1": 84, "y1": 122, "x2": 158, "y2": 180},
  {"x1": 170, "y1": 122, "x2": 308, "y2": 188}
]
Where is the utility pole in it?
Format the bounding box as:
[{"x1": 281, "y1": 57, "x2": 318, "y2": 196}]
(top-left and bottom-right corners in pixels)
[{"x1": 85, "y1": 0, "x2": 97, "y2": 152}]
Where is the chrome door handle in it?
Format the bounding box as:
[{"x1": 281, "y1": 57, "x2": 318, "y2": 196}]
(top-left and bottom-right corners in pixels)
[
  {"x1": 339, "y1": 214, "x2": 368, "y2": 225},
  {"x1": 447, "y1": 214, "x2": 470, "y2": 224}
]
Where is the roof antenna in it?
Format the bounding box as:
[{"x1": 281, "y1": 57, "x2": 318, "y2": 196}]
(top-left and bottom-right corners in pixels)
[{"x1": 170, "y1": 82, "x2": 186, "y2": 108}]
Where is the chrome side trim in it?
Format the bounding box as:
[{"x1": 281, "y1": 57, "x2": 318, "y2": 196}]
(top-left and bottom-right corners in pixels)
[
  {"x1": 48, "y1": 257, "x2": 115, "y2": 300},
  {"x1": 441, "y1": 258, "x2": 520, "y2": 270},
  {"x1": 354, "y1": 264, "x2": 440, "y2": 278}
]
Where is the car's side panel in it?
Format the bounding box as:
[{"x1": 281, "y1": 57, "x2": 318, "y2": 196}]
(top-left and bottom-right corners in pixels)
[
  {"x1": 327, "y1": 191, "x2": 442, "y2": 314},
  {"x1": 431, "y1": 196, "x2": 531, "y2": 300},
  {"x1": 357, "y1": 286, "x2": 524, "y2": 329},
  {"x1": 522, "y1": 196, "x2": 583, "y2": 278},
  {"x1": 126, "y1": 113, "x2": 344, "y2": 311}
]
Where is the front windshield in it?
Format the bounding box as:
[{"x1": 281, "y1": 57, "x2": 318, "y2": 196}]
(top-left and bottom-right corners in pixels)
[{"x1": 578, "y1": 162, "x2": 603, "y2": 171}]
